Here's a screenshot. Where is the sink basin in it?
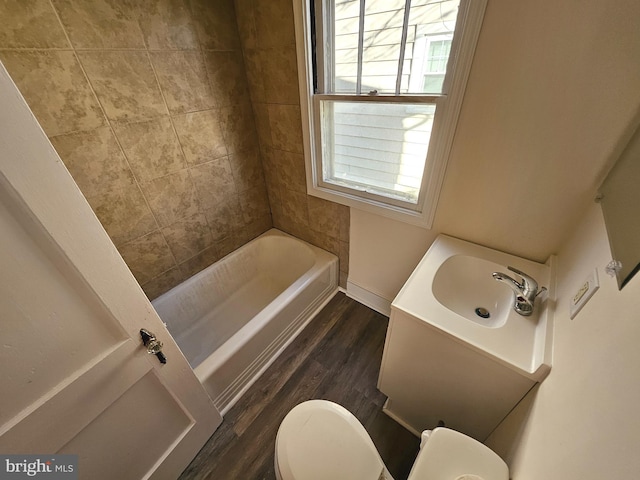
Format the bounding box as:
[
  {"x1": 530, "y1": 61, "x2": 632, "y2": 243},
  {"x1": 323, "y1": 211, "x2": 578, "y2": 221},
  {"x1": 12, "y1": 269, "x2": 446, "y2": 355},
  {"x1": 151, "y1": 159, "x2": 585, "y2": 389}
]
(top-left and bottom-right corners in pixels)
[
  {"x1": 392, "y1": 235, "x2": 555, "y2": 380},
  {"x1": 432, "y1": 255, "x2": 514, "y2": 328}
]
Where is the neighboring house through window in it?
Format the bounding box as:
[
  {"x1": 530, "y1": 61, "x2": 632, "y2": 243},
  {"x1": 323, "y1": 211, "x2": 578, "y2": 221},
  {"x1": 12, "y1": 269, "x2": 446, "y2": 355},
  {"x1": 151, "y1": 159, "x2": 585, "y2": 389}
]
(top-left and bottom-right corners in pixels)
[{"x1": 293, "y1": 0, "x2": 487, "y2": 227}]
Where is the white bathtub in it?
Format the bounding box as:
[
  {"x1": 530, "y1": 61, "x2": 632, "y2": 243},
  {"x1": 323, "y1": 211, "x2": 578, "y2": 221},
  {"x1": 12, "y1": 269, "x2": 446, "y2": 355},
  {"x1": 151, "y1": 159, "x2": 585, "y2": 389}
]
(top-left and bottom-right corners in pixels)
[{"x1": 152, "y1": 229, "x2": 338, "y2": 413}]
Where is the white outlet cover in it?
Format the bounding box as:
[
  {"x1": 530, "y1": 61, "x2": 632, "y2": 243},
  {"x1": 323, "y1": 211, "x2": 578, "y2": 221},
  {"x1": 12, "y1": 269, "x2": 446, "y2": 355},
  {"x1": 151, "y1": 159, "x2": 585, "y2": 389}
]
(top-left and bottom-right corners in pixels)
[{"x1": 570, "y1": 269, "x2": 600, "y2": 319}]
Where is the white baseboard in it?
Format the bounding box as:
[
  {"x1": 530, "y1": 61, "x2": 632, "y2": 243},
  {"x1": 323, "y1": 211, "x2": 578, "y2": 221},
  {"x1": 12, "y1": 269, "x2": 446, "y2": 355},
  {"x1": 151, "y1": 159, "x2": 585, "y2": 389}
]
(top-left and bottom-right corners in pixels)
[{"x1": 346, "y1": 280, "x2": 392, "y2": 317}]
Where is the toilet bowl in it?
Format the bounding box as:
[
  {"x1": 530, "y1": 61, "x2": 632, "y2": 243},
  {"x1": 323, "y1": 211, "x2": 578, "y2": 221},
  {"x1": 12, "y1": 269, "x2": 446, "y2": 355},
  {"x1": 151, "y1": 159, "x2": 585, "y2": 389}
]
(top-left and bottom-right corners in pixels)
[{"x1": 275, "y1": 400, "x2": 508, "y2": 480}]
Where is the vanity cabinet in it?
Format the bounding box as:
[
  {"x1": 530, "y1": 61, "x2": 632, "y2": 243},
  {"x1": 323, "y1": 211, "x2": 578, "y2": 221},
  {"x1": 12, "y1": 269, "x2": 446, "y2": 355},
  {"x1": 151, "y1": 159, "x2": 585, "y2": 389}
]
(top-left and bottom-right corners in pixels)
[{"x1": 378, "y1": 307, "x2": 536, "y2": 442}]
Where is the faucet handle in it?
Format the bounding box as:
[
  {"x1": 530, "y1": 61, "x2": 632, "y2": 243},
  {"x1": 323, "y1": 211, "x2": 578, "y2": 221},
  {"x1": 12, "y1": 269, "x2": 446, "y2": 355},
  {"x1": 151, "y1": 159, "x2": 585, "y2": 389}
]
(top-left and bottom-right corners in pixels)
[{"x1": 507, "y1": 266, "x2": 539, "y2": 294}]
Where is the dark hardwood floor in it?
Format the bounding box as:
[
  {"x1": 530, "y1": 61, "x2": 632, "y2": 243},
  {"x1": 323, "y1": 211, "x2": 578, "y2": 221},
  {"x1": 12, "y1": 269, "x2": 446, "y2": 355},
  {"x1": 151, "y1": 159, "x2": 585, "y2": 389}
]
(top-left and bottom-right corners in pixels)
[{"x1": 179, "y1": 292, "x2": 420, "y2": 480}]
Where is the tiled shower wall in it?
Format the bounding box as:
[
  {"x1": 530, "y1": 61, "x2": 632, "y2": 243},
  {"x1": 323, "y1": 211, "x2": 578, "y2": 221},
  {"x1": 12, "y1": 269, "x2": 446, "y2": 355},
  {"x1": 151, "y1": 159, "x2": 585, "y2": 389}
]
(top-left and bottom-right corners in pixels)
[
  {"x1": 1, "y1": 0, "x2": 350, "y2": 295},
  {"x1": 235, "y1": 0, "x2": 351, "y2": 287},
  {"x1": 0, "y1": 0, "x2": 272, "y2": 299}
]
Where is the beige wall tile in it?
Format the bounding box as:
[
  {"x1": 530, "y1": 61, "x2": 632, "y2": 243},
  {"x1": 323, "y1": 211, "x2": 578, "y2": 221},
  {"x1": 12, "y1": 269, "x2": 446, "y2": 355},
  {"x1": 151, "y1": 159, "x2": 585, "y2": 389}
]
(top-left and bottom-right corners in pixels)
[
  {"x1": 113, "y1": 117, "x2": 186, "y2": 182},
  {"x1": 338, "y1": 204, "x2": 350, "y2": 242},
  {"x1": 308, "y1": 196, "x2": 341, "y2": 240},
  {"x1": 253, "y1": 0, "x2": 295, "y2": 48},
  {"x1": 203, "y1": 196, "x2": 243, "y2": 241},
  {"x1": 339, "y1": 240, "x2": 349, "y2": 275},
  {"x1": 190, "y1": 157, "x2": 237, "y2": 211},
  {"x1": 215, "y1": 233, "x2": 245, "y2": 258},
  {"x1": 240, "y1": 184, "x2": 271, "y2": 224},
  {"x1": 191, "y1": 0, "x2": 240, "y2": 50},
  {"x1": 282, "y1": 218, "x2": 312, "y2": 244},
  {"x1": 219, "y1": 100, "x2": 258, "y2": 154},
  {"x1": 253, "y1": 103, "x2": 272, "y2": 147},
  {"x1": 151, "y1": 51, "x2": 215, "y2": 114},
  {"x1": 141, "y1": 170, "x2": 201, "y2": 227},
  {"x1": 270, "y1": 210, "x2": 287, "y2": 236},
  {"x1": 307, "y1": 229, "x2": 339, "y2": 258},
  {"x1": 178, "y1": 245, "x2": 221, "y2": 279},
  {"x1": 260, "y1": 146, "x2": 282, "y2": 192},
  {"x1": 276, "y1": 149, "x2": 306, "y2": 194},
  {"x1": 173, "y1": 110, "x2": 227, "y2": 166},
  {"x1": 281, "y1": 189, "x2": 309, "y2": 227},
  {"x1": 242, "y1": 49, "x2": 265, "y2": 103},
  {"x1": 236, "y1": 215, "x2": 271, "y2": 245},
  {"x1": 0, "y1": 0, "x2": 69, "y2": 48},
  {"x1": 52, "y1": 0, "x2": 144, "y2": 49},
  {"x1": 268, "y1": 104, "x2": 303, "y2": 154},
  {"x1": 339, "y1": 271, "x2": 348, "y2": 289},
  {"x1": 50, "y1": 126, "x2": 135, "y2": 198},
  {"x1": 138, "y1": 0, "x2": 198, "y2": 50},
  {"x1": 87, "y1": 186, "x2": 158, "y2": 246},
  {"x1": 266, "y1": 190, "x2": 283, "y2": 224},
  {"x1": 79, "y1": 51, "x2": 166, "y2": 122},
  {"x1": 119, "y1": 230, "x2": 176, "y2": 284},
  {"x1": 204, "y1": 50, "x2": 250, "y2": 108},
  {"x1": 229, "y1": 147, "x2": 264, "y2": 194},
  {"x1": 161, "y1": 212, "x2": 214, "y2": 263},
  {"x1": 141, "y1": 267, "x2": 185, "y2": 300},
  {"x1": 234, "y1": 0, "x2": 257, "y2": 50},
  {"x1": 260, "y1": 46, "x2": 299, "y2": 105},
  {"x1": 0, "y1": 51, "x2": 106, "y2": 137}
]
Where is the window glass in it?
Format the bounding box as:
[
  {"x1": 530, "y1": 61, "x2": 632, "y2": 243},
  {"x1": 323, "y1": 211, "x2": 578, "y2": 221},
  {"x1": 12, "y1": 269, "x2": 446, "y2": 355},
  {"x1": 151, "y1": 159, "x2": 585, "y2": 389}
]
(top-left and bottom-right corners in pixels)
[
  {"x1": 332, "y1": 0, "x2": 460, "y2": 95},
  {"x1": 320, "y1": 101, "x2": 436, "y2": 205},
  {"x1": 422, "y1": 37, "x2": 452, "y2": 93},
  {"x1": 334, "y1": 0, "x2": 362, "y2": 93},
  {"x1": 361, "y1": 0, "x2": 407, "y2": 94}
]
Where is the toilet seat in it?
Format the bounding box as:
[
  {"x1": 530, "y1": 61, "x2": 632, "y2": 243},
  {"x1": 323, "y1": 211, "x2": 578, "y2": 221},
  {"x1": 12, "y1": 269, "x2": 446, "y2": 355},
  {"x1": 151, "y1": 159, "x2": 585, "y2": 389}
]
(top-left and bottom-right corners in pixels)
[{"x1": 275, "y1": 400, "x2": 390, "y2": 480}]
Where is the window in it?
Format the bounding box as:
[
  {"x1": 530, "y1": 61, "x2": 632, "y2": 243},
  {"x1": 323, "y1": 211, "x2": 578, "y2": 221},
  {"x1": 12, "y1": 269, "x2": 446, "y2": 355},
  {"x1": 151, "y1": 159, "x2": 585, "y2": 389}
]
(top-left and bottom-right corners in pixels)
[{"x1": 293, "y1": 0, "x2": 487, "y2": 227}]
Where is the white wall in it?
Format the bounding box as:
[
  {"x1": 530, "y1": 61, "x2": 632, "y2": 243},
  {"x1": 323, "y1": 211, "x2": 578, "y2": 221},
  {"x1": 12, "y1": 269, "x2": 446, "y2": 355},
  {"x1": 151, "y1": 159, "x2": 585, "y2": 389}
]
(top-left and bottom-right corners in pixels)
[
  {"x1": 347, "y1": 0, "x2": 640, "y2": 306},
  {"x1": 348, "y1": 209, "x2": 437, "y2": 309},
  {"x1": 485, "y1": 203, "x2": 640, "y2": 479}
]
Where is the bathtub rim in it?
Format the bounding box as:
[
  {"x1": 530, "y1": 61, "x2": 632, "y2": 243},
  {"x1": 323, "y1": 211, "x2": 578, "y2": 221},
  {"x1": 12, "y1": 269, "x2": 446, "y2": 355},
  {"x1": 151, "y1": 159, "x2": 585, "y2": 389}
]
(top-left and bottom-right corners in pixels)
[
  {"x1": 193, "y1": 231, "x2": 336, "y2": 378},
  {"x1": 153, "y1": 228, "x2": 340, "y2": 414},
  {"x1": 152, "y1": 228, "x2": 317, "y2": 310}
]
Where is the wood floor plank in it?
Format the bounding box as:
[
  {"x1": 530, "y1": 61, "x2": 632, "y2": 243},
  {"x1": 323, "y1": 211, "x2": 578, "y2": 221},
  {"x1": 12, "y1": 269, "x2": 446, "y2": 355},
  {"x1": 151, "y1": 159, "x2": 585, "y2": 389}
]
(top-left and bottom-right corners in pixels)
[
  {"x1": 179, "y1": 293, "x2": 419, "y2": 480},
  {"x1": 229, "y1": 293, "x2": 351, "y2": 436},
  {"x1": 179, "y1": 420, "x2": 238, "y2": 480},
  {"x1": 204, "y1": 360, "x2": 327, "y2": 480}
]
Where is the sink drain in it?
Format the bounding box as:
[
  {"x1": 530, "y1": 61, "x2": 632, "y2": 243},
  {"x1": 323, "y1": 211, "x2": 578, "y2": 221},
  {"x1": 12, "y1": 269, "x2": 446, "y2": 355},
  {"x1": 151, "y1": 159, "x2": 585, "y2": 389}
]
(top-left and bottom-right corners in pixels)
[{"x1": 475, "y1": 307, "x2": 490, "y2": 319}]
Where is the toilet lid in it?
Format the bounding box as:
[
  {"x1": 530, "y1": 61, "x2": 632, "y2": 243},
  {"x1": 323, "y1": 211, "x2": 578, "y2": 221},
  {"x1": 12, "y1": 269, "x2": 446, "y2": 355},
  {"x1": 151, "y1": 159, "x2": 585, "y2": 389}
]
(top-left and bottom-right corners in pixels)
[
  {"x1": 407, "y1": 428, "x2": 508, "y2": 480},
  {"x1": 276, "y1": 400, "x2": 386, "y2": 480}
]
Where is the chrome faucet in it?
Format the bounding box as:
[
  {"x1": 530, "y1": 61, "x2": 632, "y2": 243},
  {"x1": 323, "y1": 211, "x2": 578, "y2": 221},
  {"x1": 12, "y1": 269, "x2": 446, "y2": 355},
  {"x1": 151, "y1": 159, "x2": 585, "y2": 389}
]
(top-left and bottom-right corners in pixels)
[{"x1": 492, "y1": 266, "x2": 546, "y2": 316}]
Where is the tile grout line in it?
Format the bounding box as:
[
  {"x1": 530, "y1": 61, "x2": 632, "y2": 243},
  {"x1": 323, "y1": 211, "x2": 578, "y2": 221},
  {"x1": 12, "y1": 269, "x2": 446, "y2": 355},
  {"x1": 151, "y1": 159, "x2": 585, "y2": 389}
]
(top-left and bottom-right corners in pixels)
[
  {"x1": 71, "y1": 55, "x2": 167, "y2": 254},
  {"x1": 136, "y1": 28, "x2": 194, "y2": 278},
  {"x1": 45, "y1": 0, "x2": 178, "y2": 286},
  {"x1": 141, "y1": 26, "x2": 249, "y2": 280},
  {"x1": 191, "y1": 15, "x2": 242, "y2": 255}
]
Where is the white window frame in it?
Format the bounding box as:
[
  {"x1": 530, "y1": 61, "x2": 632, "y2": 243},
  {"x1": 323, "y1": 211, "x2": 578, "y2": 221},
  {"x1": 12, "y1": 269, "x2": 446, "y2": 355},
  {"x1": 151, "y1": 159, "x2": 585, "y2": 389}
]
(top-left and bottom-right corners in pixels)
[{"x1": 292, "y1": 0, "x2": 487, "y2": 228}]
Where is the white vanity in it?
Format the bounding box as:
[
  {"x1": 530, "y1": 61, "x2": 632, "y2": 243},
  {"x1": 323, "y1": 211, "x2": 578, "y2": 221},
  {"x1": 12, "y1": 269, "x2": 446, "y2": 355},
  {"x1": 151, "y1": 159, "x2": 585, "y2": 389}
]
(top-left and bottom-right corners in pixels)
[{"x1": 377, "y1": 235, "x2": 555, "y2": 441}]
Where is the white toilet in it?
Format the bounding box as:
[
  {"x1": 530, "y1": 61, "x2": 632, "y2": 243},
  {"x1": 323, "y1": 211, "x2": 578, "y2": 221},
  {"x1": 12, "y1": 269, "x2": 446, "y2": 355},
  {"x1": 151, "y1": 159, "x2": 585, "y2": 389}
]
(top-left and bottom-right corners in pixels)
[{"x1": 275, "y1": 400, "x2": 508, "y2": 480}]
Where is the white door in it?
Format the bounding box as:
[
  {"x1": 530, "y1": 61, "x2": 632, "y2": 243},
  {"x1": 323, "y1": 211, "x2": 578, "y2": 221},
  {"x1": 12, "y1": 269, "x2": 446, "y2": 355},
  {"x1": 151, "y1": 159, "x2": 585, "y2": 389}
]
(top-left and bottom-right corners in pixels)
[{"x1": 0, "y1": 65, "x2": 222, "y2": 478}]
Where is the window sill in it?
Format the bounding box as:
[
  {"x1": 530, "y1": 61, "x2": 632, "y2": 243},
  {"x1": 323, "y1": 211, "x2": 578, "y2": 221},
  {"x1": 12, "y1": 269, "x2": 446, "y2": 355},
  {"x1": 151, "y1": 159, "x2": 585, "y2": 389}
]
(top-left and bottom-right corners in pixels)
[{"x1": 306, "y1": 182, "x2": 436, "y2": 229}]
